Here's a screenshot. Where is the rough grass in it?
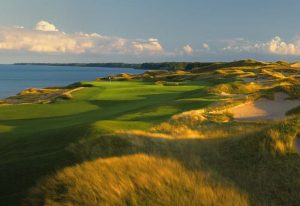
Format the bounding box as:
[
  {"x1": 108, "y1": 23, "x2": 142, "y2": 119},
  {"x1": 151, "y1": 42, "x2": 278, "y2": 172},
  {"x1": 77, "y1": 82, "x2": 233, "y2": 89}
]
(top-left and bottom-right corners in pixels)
[
  {"x1": 209, "y1": 82, "x2": 261, "y2": 95},
  {"x1": 24, "y1": 155, "x2": 249, "y2": 206},
  {"x1": 24, "y1": 117, "x2": 300, "y2": 206}
]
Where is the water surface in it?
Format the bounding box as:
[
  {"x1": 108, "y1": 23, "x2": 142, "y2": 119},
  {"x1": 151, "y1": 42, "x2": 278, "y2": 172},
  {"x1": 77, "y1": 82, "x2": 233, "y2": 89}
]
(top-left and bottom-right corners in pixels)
[{"x1": 0, "y1": 64, "x2": 142, "y2": 99}]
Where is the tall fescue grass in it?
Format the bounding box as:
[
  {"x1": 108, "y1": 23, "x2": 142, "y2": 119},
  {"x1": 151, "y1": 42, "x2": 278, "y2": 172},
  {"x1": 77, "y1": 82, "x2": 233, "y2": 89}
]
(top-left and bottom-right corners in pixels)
[
  {"x1": 24, "y1": 116, "x2": 300, "y2": 206},
  {"x1": 209, "y1": 82, "x2": 261, "y2": 95},
  {"x1": 24, "y1": 155, "x2": 249, "y2": 206},
  {"x1": 238, "y1": 116, "x2": 300, "y2": 157}
]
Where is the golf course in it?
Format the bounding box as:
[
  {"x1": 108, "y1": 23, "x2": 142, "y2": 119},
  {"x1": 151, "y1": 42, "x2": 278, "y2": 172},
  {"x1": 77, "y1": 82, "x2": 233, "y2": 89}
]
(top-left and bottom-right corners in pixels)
[{"x1": 1, "y1": 59, "x2": 300, "y2": 205}]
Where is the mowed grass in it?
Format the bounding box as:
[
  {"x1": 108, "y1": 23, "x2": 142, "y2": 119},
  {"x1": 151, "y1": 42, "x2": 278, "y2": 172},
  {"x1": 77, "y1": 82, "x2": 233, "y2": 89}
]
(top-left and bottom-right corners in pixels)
[{"x1": 0, "y1": 80, "x2": 220, "y2": 205}]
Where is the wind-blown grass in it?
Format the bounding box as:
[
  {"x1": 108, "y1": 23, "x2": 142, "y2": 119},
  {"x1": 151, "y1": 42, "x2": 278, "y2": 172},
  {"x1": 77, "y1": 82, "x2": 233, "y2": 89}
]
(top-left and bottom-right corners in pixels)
[{"x1": 24, "y1": 155, "x2": 249, "y2": 206}]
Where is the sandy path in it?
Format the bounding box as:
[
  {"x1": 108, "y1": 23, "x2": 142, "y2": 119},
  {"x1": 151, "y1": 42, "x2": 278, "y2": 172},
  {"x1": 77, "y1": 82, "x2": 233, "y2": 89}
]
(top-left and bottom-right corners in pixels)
[{"x1": 228, "y1": 92, "x2": 300, "y2": 121}]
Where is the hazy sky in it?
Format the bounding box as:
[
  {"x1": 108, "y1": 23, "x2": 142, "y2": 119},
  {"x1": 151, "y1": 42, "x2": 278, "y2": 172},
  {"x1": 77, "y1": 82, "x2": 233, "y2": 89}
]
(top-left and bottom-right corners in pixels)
[{"x1": 1, "y1": 0, "x2": 300, "y2": 63}]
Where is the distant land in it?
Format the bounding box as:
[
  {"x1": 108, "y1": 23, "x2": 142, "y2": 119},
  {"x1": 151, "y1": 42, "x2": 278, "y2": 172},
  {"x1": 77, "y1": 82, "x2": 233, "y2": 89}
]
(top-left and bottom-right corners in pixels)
[
  {"x1": 15, "y1": 59, "x2": 296, "y2": 71},
  {"x1": 14, "y1": 62, "x2": 142, "y2": 69},
  {"x1": 14, "y1": 62, "x2": 219, "y2": 70}
]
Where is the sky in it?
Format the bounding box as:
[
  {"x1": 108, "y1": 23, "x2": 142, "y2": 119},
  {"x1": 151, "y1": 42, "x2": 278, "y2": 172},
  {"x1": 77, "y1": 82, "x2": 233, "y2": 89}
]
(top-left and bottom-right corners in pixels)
[{"x1": 1, "y1": 0, "x2": 300, "y2": 63}]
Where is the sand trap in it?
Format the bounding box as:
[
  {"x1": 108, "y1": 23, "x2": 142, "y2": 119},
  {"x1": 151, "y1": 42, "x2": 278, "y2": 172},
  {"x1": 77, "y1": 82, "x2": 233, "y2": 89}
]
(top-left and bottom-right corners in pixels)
[{"x1": 228, "y1": 92, "x2": 300, "y2": 120}]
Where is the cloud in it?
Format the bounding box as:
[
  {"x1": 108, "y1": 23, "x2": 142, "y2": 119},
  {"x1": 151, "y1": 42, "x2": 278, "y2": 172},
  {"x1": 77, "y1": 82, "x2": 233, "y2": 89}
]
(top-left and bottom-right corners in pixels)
[
  {"x1": 3, "y1": 20, "x2": 300, "y2": 59},
  {"x1": 183, "y1": 45, "x2": 193, "y2": 54},
  {"x1": 13, "y1": 25, "x2": 24, "y2": 29},
  {"x1": 132, "y1": 38, "x2": 163, "y2": 54},
  {"x1": 222, "y1": 36, "x2": 300, "y2": 55},
  {"x1": 265, "y1": 36, "x2": 299, "y2": 55},
  {"x1": 202, "y1": 43, "x2": 209, "y2": 49},
  {"x1": 0, "y1": 21, "x2": 164, "y2": 55},
  {"x1": 0, "y1": 27, "x2": 92, "y2": 53},
  {"x1": 35, "y1": 20, "x2": 59, "y2": 32}
]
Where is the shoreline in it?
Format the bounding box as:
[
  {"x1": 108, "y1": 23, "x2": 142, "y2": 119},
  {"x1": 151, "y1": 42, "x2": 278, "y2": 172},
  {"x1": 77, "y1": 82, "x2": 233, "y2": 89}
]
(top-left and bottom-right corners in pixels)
[{"x1": 0, "y1": 64, "x2": 144, "y2": 99}]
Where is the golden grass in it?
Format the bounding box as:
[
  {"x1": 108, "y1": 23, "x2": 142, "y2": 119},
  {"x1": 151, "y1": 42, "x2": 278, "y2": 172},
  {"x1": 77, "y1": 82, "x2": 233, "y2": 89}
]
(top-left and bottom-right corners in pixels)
[
  {"x1": 24, "y1": 154, "x2": 249, "y2": 206},
  {"x1": 209, "y1": 82, "x2": 261, "y2": 95},
  {"x1": 151, "y1": 123, "x2": 203, "y2": 138},
  {"x1": 235, "y1": 116, "x2": 300, "y2": 158},
  {"x1": 22, "y1": 114, "x2": 300, "y2": 206},
  {"x1": 261, "y1": 69, "x2": 286, "y2": 79}
]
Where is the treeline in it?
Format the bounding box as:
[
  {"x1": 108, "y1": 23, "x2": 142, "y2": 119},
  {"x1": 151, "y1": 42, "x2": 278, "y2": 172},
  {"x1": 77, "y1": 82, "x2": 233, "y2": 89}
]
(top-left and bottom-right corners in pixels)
[
  {"x1": 139, "y1": 62, "x2": 215, "y2": 70},
  {"x1": 14, "y1": 59, "x2": 265, "y2": 71},
  {"x1": 15, "y1": 63, "x2": 140, "y2": 69},
  {"x1": 15, "y1": 62, "x2": 216, "y2": 70},
  {"x1": 140, "y1": 59, "x2": 266, "y2": 71}
]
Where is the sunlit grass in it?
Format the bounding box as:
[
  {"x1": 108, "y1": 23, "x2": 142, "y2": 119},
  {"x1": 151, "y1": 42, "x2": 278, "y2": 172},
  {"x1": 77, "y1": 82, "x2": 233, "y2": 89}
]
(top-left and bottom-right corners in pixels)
[{"x1": 25, "y1": 154, "x2": 250, "y2": 206}]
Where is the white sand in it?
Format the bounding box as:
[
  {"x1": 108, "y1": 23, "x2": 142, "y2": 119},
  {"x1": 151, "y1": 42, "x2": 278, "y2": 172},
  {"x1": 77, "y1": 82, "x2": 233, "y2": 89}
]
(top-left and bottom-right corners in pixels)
[{"x1": 229, "y1": 92, "x2": 300, "y2": 121}]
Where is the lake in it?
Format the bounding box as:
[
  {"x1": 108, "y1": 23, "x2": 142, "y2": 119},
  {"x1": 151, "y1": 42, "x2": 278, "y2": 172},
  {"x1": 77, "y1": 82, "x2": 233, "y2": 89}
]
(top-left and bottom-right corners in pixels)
[{"x1": 0, "y1": 64, "x2": 142, "y2": 99}]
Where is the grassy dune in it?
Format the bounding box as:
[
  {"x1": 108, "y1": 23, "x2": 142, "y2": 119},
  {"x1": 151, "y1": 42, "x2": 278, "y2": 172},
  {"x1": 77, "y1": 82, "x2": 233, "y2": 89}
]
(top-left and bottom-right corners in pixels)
[{"x1": 1, "y1": 60, "x2": 300, "y2": 205}]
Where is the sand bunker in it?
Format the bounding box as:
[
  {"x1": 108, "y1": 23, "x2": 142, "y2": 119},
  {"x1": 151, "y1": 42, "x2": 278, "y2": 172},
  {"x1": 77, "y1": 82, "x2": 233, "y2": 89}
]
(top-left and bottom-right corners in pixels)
[{"x1": 228, "y1": 92, "x2": 300, "y2": 120}]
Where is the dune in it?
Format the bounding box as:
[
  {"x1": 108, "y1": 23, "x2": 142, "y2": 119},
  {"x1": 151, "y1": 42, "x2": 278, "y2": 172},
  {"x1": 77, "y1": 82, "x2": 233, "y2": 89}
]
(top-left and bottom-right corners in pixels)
[{"x1": 228, "y1": 92, "x2": 300, "y2": 121}]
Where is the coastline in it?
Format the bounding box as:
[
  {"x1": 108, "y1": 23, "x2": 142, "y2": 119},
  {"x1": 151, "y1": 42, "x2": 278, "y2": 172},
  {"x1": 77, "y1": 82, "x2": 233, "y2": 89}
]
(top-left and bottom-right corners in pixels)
[{"x1": 0, "y1": 64, "x2": 143, "y2": 99}]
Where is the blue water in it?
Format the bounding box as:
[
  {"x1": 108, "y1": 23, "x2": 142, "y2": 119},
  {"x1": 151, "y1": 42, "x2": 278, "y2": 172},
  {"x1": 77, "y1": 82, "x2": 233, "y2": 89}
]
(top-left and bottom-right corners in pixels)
[{"x1": 0, "y1": 64, "x2": 142, "y2": 99}]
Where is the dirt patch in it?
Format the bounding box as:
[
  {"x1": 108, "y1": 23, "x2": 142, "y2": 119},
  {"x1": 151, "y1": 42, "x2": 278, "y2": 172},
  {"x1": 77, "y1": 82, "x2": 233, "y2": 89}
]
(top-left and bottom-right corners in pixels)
[{"x1": 228, "y1": 92, "x2": 300, "y2": 121}]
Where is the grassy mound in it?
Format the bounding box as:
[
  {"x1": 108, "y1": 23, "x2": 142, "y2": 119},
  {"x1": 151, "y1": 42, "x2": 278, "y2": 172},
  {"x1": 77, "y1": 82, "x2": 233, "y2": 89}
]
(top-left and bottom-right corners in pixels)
[
  {"x1": 23, "y1": 117, "x2": 300, "y2": 206},
  {"x1": 209, "y1": 82, "x2": 261, "y2": 95},
  {"x1": 24, "y1": 155, "x2": 249, "y2": 206}
]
